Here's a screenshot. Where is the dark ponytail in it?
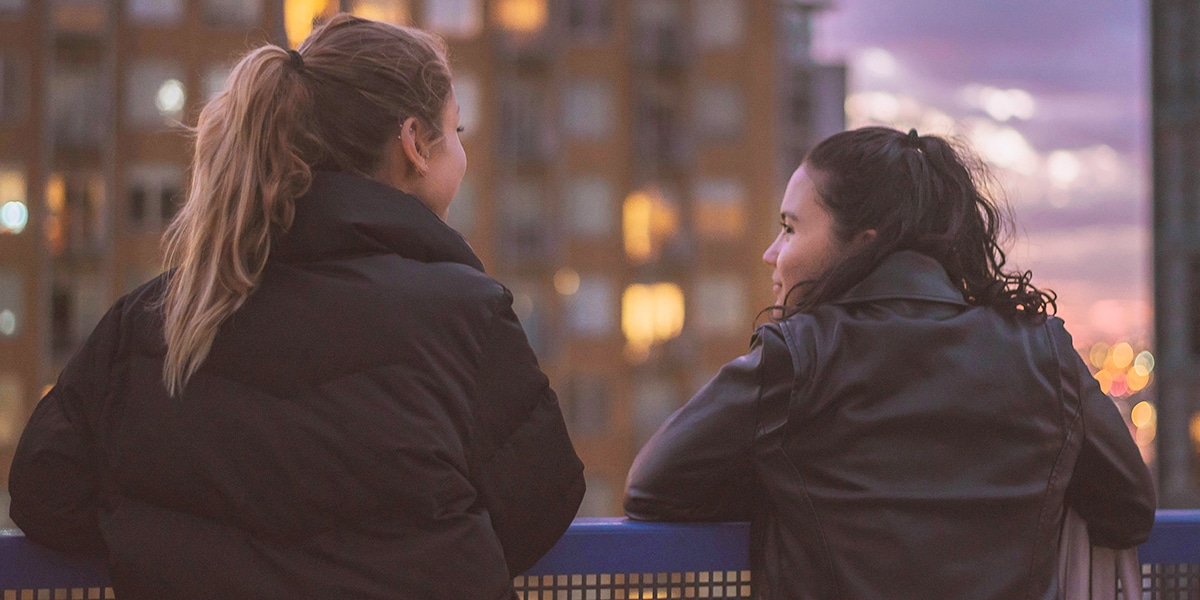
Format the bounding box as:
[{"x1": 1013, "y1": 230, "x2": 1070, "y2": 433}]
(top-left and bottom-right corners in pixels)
[{"x1": 776, "y1": 126, "x2": 1055, "y2": 319}]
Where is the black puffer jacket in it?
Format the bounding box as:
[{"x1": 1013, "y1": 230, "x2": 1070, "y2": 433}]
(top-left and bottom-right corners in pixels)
[
  {"x1": 10, "y1": 172, "x2": 585, "y2": 599},
  {"x1": 626, "y1": 251, "x2": 1154, "y2": 600}
]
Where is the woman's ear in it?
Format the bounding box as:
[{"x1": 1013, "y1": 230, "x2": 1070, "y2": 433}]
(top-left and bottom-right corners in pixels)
[
  {"x1": 398, "y1": 116, "x2": 430, "y2": 177},
  {"x1": 852, "y1": 229, "x2": 878, "y2": 249}
]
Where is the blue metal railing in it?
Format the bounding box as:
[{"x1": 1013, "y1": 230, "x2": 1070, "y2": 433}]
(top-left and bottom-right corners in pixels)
[{"x1": 3, "y1": 512, "x2": 1199, "y2": 597}]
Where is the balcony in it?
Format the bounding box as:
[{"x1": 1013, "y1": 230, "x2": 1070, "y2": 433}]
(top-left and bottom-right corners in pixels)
[{"x1": 3, "y1": 512, "x2": 1200, "y2": 598}]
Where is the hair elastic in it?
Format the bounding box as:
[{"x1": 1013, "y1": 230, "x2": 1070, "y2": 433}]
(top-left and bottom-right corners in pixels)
[
  {"x1": 287, "y1": 49, "x2": 305, "y2": 71},
  {"x1": 906, "y1": 128, "x2": 921, "y2": 146}
]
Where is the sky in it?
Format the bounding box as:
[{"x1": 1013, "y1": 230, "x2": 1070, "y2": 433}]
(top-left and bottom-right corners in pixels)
[{"x1": 809, "y1": 0, "x2": 1150, "y2": 347}]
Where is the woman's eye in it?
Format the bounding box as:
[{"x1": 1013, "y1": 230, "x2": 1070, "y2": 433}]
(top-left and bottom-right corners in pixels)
[
  {"x1": 779, "y1": 222, "x2": 794, "y2": 235},
  {"x1": 456, "y1": 126, "x2": 465, "y2": 133}
]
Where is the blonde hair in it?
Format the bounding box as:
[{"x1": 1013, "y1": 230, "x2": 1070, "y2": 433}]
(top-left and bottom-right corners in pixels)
[{"x1": 161, "y1": 14, "x2": 452, "y2": 396}]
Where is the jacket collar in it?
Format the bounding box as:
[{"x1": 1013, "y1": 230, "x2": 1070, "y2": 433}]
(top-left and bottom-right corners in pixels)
[
  {"x1": 831, "y1": 250, "x2": 968, "y2": 306},
  {"x1": 273, "y1": 171, "x2": 484, "y2": 271}
]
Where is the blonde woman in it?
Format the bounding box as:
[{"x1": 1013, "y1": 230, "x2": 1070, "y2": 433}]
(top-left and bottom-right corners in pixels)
[{"x1": 9, "y1": 15, "x2": 584, "y2": 599}]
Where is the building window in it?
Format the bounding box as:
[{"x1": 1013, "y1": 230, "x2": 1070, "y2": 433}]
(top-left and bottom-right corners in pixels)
[
  {"x1": 202, "y1": 64, "x2": 231, "y2": 102},
  {"x1": 0, "y1": 55, "x2": 27, "y2": 123},
  {"x1": 445, "y1": 175, "x2": 476, "y2": 236},
  {"x1": 694, "y1": 178, "x2": 746, "y2": 240},
  {"x1": 52, "y1": 67, "x2": 109, "y2": 149},
  {"x1": 454, "y1": 73, "x2": 480, "y2": 140},
  {"x1": 499, "y1": 179, "x2": 553, "y2": 263},
  {"x1": 0, "y1": 270, "x2": 23, "y2": 338},
  {"x1": 52, "y1": 0, "x2": 108, "y2": 33},
  {"x1": 0, "y1": 167, "x2": 27, "y2": 235},
  {"x1": 633, "y1": 375, "x2": 678, "y2": 446},
  {"x1": 46, "y1": 173, "x2": 107, "y2": 259},
  {"x1": 284, "y1": 0, "x2": 331, "y2": 48},
  {"x1": 565, "y1": 375, "x2": 610, "y2": 436},
  {"x1": 695, "y1": 275, "x2": 746, "y2": 336},
  {"x1": 126, "y1": 61, "x2": 187, "y2": 128},
  {"x1": 694, "y1": 0, "x2": 744, "y2": 49},
  {"x1": 634, "y1": 83, "x2": 687, "y2": 167},
  {"x1": 563, "y1": 80, "x2": 615, "y2": 141},
  {"x1": 623, "y1": 187, "x2": 679, "y2": 263},
  {"x1": 423, "y1": 0, "x2": 482, "y2": 38},
  {"x1": 696, "y1": 84, "x2": 745, "y2": 141},
  {"x1": 566, "y1": 274, "x2": 614, "y2": 337},
  {"x1": 351, "y1": 0, "x2": 410, "y2": 23},
  {"x1": 566, "y1": 176, "x2": 614, "y2": 238},
  {"x1": 578, "y1": 475, "x2": 615, "y2": 517},
  {"x1": 501, "y1": 79, "x2": 552, "y2": 164},
  {"x1": 126, "y1": 0, "x2": 184, "y2": 24},
  {"x1": 494, "y1": 0, "x2": 547, "y2": 34},
  {"x1": 0, "y1": 0, "x2": 24, "y2": 16},
  {"x1": 622, "y1": 282, "x2": 685, "y2": 359},
  {"x1": 567, "y1": 0, "x2": 612, "y2": 43},
  {"x1": 633, "y1": 0, "x2": 685, "y2": 68},
  {"x1": 508, "y1": 280, "x2": 554, "y2": 360},
  {"x1": 0, "y1": 374, "x2": 21, "y2": 447},
  {"x1": 127, "y1": 164, "x2": 184, "y2": 230},
  {"x1": 52, "y1": 274, "x2": 108, "y2": 359},
  {"x1": 204, "y1": 0, "x2": 263, "y2": 26}
]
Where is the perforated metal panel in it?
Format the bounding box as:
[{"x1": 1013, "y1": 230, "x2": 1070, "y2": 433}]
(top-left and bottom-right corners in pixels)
[{"x1": 514, "y1": 570, "x2": 753, "y2": 599}]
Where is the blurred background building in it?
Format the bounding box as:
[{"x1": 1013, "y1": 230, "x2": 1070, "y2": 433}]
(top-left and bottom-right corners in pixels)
[
  {"x1": 0, "y1": 0, "x2": 846, "y2": 523},
  {"x1": 1152, "y1": 0, "x2": 1200, "y2": 508}
]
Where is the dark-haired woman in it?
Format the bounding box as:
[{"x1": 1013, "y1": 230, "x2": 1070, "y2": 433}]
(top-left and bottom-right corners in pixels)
[
  {"x1": 624, "y1": 127, "x2": 1154, "y2": 600},
  {"x1": 9, "y1": 15, "x2": 583, "y2": 599}
]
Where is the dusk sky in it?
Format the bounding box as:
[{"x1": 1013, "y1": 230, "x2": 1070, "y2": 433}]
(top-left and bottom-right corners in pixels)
[{"x1": 810, "y1": 0, "x2": 1150, "y2": 347}]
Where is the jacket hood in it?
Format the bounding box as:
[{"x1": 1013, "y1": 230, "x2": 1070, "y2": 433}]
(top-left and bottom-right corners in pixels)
[
  {"x1": 832, "y1": 250, "x2": 968, "y2": 306},
  {"x1": 273, "y1": 171, "x2": 484, "y2": 271}
]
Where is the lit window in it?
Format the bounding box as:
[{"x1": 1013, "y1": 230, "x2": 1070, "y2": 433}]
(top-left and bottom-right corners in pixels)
[
  {"x1": 566, "y1": 177, "x2": 614, "y2": 238},
  {"x1": 0, "y1": 167, "x2": 27, "y2": 235},
  {"x1": 351, "y1": 0, "x2": 410, "y2": 23},
  {"x1": 0, "y1": 374, "x2": 21, "y2": 446},
  {"x1": 623, "y1": 187, "x2": 678, "y2": 263},
  {"x1": 695, "y1": 275, "x2": 747, "y2": 336},
  {"x1": 45, "y1": 173, "x2": 107, "y2": 258},
  {"x1": 633, "y1": 376, "x2": 678, "y2": 446},
  {"x1": 127, "y1": 164, "x2": 184, "y2": 230},
  {"x1": 567, "y1": 0, "x2": 612, "y2": 43},
  {"x1": 284, "y1": 0, "x2": 331, "y2": 48},
  {"x1": 423, "y1": 0, "x2": 482, "y2": 38},
  {"x1": 494, "y1": 0, "x2": 547, "y2": 34},
  {"x1": 565, "y1": 376, "x2": 610, "y2": 437},
  {"x1": 694, "y1": 178, "x2": 746, "y2": 240},
  {"x1": 694, "y1": 0, "x2": 744, "y2": 49},
  {"x1": 126, "y1": 0, "x2": 184, "y2": 23},
  {"x1": 453, "y1": 73, "x2": 480, "y2": 139},
  {"x1": 578, "y1": 476, "x2": 615, "y2": 517},
  {"x1": 0, "y1": 270, "x2": 23, "y2": 338},
  {"x1": 696, "y1": 84, "x2": 745, "y2": 140},
  {"x1": 202, "y1": 64, "x2": 231, "y2": 102},
  {"x1": 445, "y1": 176, "x2": 476, "y2": 235},
  {"x1": 126, "y1": 61, "x2": 187, "y2": 127},
  {"x1": 622, "y1": 282, "x2": 684, "y2": 358},
  {"x1": 563, "y1": 80, "x2": 615, "y2": 141},
  {"x1": 566, "y1": 274, "x2": 614, "y2": 336},
  {"x1": 204, "y1": 0, "x2": 263, "y2": 26},
  {"x1": 0, "y1": 55, "x2": 27, "y2": 122}
]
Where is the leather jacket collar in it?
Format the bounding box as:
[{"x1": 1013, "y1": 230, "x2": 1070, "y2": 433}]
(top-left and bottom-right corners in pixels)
[
  {"x1": 831, "y1": 251, "x2": 968, "y2": 306},
  {"x1": 273, "y1": 171, "x2": 484, "y2": 272}
]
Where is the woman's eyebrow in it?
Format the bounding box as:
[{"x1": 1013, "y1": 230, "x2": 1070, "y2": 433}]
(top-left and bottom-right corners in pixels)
[{"x1": 780, "y1": 212, "x2": 798, "y2": 222}]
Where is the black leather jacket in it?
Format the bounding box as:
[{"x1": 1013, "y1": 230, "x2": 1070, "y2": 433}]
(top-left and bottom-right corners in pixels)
[{"x1": 625, "y1": 251, "x2": 1154, "y2": 600}]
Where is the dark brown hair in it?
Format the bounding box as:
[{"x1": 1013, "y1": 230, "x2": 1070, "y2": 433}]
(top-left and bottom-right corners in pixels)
[{"x1": 774, "y1": 126, "x2": 1055, "y2": 320}]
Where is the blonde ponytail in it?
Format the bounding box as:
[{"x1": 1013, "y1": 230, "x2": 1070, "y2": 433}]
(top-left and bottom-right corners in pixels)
[
  {"x1": 161, "y1": 14, "x2": 453, "y2": 396},
  {"x1": 161, "y1": 46, "x2": 317, "y2": 396}
]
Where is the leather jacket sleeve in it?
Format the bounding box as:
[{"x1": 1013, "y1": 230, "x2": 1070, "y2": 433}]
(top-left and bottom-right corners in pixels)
[
  {"x1": 624, "y1": 325, "x2": 792, "y2": 522},
  {"x1": 1053, "y1": 320, "x2": 1156, "y2": 548},
  {"x1": 9, "y1": 299, "x2": 125, "y2": 554},
  {"x1": 469, "y1": 290, "x2": 585, "y2": 576}
]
